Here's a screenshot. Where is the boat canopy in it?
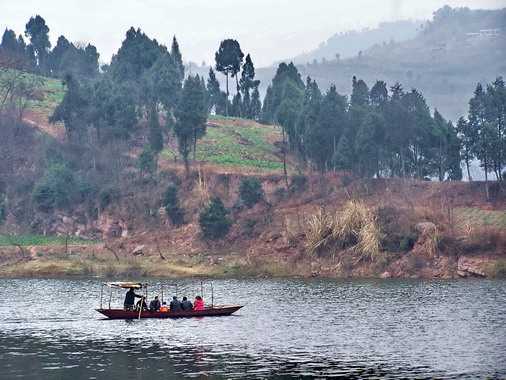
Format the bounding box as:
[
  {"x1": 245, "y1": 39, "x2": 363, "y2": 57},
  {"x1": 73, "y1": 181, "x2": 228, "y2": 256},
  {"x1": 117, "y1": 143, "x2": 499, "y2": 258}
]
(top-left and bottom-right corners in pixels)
[{"x1": 104, "y1": 281, "x2": 145, "y2": 288}]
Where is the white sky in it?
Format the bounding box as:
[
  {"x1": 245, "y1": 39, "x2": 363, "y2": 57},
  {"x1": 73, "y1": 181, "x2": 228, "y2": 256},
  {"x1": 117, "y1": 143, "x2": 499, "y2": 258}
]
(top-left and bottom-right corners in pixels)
[{"x1": 0, "y1": 0, "x2": 504, "y2": 67}]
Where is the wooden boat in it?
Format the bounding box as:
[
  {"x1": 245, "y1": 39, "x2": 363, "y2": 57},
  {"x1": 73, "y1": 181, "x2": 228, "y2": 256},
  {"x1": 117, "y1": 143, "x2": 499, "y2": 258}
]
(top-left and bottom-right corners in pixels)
[
  {"x1": 96, "y1": 281, "x2": 244, "y2": 319},
  {"x1": 96, "y1": 304, "x2": 244, "y2": 319}
]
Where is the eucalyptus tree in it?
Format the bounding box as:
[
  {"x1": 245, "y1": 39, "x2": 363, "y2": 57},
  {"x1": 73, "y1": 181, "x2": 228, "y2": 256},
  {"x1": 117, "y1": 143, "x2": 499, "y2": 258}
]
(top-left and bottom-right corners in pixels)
[
  {"x1": 469, "y1": 84, "x2": 492, "y2": 192},
  {"x1": 304, "y1": 84, "x2": 348, "y2": 172},
  {"x1": 456, "y1": 117, "x2": 475, "y2": 180},
  {"x1": 239, "y1": 54, "x2": 260, "y2": 119}
]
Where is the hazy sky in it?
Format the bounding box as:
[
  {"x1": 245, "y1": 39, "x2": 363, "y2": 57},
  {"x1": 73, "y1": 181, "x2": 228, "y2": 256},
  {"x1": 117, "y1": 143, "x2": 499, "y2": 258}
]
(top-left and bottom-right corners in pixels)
[{"x1": 0, "y1": 0, "x2": 504, "y2": 67}]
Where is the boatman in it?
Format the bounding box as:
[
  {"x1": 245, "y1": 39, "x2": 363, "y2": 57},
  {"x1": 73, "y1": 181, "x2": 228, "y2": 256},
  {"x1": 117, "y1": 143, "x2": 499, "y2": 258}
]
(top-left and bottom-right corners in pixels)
[{"x1": 124, "y1": 287, "x2": 142, "y2": 311}]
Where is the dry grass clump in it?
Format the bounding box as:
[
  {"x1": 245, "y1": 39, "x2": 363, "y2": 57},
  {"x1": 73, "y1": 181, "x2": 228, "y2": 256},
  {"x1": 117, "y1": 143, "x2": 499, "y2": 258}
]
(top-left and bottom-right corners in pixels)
[
  {"x1": 182, "y1": 173, "x2": 210, "y2": 218},
  {"x1": 303, "y1": 201, "x2": 385, "y2": 263},
  {"x1": 456, "y1": 223, "x2": 506, "y2": 254},
  {"x1": 355, "y1": 219, "x2": 385, "y2": 263},
  {"x1": 283, "y1": 216, "x2": 305, "y2": 244},
  {"x1": 304, "y1": 209, "x2": 333, "y2": 257}
]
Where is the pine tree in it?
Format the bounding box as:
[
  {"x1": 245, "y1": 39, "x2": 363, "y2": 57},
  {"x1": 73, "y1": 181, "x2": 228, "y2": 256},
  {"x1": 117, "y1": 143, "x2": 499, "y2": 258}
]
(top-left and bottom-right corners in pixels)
[
  {"x1": 332, "y1": 135, "x2": 352, "y2": 172},
  {"x1": 350, "y1": 76, "x2": 370, "y2": 106},
  {"x1": 239, "y1": 177, "x2": 264, "y2": 208},
  {"x1": 148, "y1": 103, "x2": 163, "y2": 153},
  {"x1": 199, "y1": 197, "x2": 231, "y2": 239},
  {"x1": 249, "y1": 85, "x2": 262, "y2": 121},
  {"x1": 370, "y1": 80, "x2": 388, "y2": 108},
  {"x1": 170, "y1": 36, "x2": 184, "y2": 81},
  {"x1": 163, "y1": 184, "x2": 185, "y2": 226}
]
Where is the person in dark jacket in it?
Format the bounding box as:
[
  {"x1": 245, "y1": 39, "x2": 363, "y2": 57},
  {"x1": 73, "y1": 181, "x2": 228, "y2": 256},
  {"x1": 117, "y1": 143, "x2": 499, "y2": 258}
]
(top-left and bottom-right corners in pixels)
[
  {"x1": 169, "y1": 296, "x2": 182, "y2": 311},
  {"x1": 136, "y1": 296, "x2": 148, "y2": 311},
  {"x1": 149, "y1": 296, "x2": 161, "y2": 311},
  {"x1": 180, "y1": 296, "x2": 193, "y2": 311},
  {"x1": 124, "y1": 287, "x2": 142, "y2": 311}
]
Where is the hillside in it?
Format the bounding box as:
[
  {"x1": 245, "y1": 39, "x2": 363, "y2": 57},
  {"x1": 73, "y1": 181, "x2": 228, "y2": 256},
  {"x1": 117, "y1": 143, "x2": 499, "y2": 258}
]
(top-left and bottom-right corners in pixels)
[
  {"x1": 0, "y1": 74, "x2": 505, "y2": 279},
  {"x1": 285, "y1": 20, "x2": 420, "y2": 65}
]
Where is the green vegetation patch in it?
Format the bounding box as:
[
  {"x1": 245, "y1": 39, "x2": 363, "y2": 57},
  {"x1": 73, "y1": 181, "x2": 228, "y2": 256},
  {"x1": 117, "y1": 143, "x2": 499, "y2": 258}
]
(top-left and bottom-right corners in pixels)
[
  {"x1": 0, "y1": 234, "x2": 98, "y2": 247},
  {"x1": 163, "y1": 117, "x2": 284, "y2": 172},
  {"x1": 26, "y1": 74, "x2": 65, "y2": 118},
  {"x1": 454, "y1": 208, "x2": 506, "y2": 229},
  {"x1": 0, "y1": 68, "x2": 65, "y2": 122}
]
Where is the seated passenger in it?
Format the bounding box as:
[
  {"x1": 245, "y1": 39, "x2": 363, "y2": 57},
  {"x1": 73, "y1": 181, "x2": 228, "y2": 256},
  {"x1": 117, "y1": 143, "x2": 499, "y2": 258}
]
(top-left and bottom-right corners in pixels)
[
  {"x1": 136, "y1": 296, "x2": 148, "y2": 311},
  {"x1": 159, "y1": 302, "x2": 169, "y2": 312},
  {"x1": 149, "y1": 296, "x2": 161, "y2": 311},
  {"x1": 170, "y1": 296, "x2": 182, "y2": 311},
  {"x1": 194, "y1": 295, "x2": 204, "y2": 310},
  {"x1": 180, "y1": 296, "x2": 193, "y2": 311}
]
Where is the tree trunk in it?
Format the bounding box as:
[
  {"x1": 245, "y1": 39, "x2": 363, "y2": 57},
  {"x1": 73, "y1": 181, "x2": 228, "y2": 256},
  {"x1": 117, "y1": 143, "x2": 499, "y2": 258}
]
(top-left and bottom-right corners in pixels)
[
  {"x1": 466, "y1": 155, "x2": 471, "y2": 181},
  {"x1": 484, "y1": 159, "x2": 489, "y2": 201},
  {"x1": 282, "y1": 128, "x2": 289, "y2": 187},
  {"x1": 400, "y1": 149, "x2": 406, "y2": 179},
  {"x1": 225, "y1": 73, "x2": 229, "y2": 116},
  {"x1": 193, "y1": 130, "x2": 197, "y2": 161}
]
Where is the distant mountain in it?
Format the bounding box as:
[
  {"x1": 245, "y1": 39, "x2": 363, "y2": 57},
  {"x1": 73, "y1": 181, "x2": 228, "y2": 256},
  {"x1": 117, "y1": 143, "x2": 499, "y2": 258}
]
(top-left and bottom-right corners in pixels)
[
  {"x1": 255, "y1": 6, "x2": 506, "y2": 122},
  {"x1": 283, "y1": 20, "x2": 420, "y2": 66},
  {"x1": 191, "y1": 7, "x2": 505, "y2": 123}
]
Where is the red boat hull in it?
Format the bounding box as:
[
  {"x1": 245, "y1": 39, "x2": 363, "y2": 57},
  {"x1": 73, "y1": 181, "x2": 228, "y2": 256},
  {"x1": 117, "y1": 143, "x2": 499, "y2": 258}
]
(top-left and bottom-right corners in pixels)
[{"x1": 96, "y1": 305, "x2": 243, "y2": 319}]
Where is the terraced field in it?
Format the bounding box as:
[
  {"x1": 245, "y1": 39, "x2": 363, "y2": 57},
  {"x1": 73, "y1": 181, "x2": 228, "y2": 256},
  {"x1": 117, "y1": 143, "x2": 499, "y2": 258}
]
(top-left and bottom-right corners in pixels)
[{"x1": 162, "y1": 116, "x2": 286, "y2": 173}]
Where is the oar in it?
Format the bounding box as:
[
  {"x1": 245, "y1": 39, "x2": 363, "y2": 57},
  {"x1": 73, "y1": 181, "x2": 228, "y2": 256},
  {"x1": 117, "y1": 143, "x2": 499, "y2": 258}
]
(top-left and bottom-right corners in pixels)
[{"x1": 138, "y1": 292, "x2": 145, "y2": 320}]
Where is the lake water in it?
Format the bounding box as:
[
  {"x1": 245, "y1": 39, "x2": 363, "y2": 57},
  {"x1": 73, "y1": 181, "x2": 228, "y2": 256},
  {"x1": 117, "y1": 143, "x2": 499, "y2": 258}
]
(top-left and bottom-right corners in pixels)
[{"x1": 0, "y1": 278, "x2": 505, "y2": 379}]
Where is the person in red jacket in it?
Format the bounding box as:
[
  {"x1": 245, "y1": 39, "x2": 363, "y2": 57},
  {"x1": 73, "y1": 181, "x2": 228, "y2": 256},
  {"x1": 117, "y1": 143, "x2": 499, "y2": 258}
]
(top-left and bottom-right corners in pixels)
[{"x1": 194, "y1": 295, "x2": 204, "y2": 310}]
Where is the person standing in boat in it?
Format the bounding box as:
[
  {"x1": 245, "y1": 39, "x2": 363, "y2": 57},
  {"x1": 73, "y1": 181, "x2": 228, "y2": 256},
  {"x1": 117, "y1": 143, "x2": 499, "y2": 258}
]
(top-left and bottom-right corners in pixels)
[
  {"x1": 181, "y1": 296, "x2": 193, "y2": 311},
  {"x1": 124, "y1": 287, "x2": 142, "y2": 311},
  {"x1": 170, "y1": 296, "x2": 182, "y2": 311},
  {"x1": 194, "y1": 295, "x2": 204, "y2": 310},
  {"x1": 149, "y1": 296, "x2": 161, "y2": 311}
]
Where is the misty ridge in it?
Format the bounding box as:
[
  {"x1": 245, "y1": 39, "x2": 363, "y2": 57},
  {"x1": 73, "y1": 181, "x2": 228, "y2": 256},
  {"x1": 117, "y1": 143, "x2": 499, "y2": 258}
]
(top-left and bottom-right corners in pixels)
[{"x1": 187, "y1": 6, "x2": 505, "y2": 122}]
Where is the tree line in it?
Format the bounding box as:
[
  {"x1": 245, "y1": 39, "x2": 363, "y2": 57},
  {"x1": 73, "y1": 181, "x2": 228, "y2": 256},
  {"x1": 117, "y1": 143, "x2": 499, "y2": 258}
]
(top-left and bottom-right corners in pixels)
[{"x1": 260, "y1": 62, "x2": 506, "y2": 185}]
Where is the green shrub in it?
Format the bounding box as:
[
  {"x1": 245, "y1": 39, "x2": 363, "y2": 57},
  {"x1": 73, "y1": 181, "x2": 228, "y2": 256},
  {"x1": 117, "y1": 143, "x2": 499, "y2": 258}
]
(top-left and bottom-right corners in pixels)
[
  {"x1": 0, "y1": 196, "x2": 6, "y2": 222},
  {"x1": 32, "y1": 164, "x2": 93, "y2": 211},
  {"x1": 290, "y1": 173, "x2": 307, "y2": 191},
  {"x1": 239, "y1": 177, "x2": 264, "y2": 208},
  {"x1": 163, "y1": 184, "x2": 185, "y2": 226},
  {"x1": 199, "y1": 196, "x2": 231, "y2": 239},
  {"x1": 274, "y1": 187, "x2": 285, "y2": 200},
  {"x1": 243, "y1": 218, "x2": 258, "y2": 237},
  {"x1": 98, "y1": 184, "x2": 121, "y2": 207},
  {"x1": 138, "y1": 148, "x2": 156, "y2": 175}
]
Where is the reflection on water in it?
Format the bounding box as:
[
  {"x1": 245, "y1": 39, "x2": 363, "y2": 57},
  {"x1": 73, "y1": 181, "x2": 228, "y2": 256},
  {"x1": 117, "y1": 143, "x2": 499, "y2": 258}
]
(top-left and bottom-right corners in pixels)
[{"x1": 0, "y1": 278, "x2": 505, "y2": 379}]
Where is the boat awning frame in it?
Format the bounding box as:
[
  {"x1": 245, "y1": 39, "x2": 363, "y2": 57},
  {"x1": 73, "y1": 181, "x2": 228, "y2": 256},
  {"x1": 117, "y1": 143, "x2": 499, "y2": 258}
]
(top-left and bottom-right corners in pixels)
[{"x1": 103, "y1": 281, "x2": 146, "y2": 289}]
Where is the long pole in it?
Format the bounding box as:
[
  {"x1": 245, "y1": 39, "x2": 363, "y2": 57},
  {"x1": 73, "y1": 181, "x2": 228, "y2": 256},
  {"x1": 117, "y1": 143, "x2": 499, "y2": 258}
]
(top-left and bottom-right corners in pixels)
[
  {"x1": 100, "y1": 284, "x2": 103, "y2": 309},
  {"x1": 138, "y1": 286, "x2": 145, "y2": 320}
]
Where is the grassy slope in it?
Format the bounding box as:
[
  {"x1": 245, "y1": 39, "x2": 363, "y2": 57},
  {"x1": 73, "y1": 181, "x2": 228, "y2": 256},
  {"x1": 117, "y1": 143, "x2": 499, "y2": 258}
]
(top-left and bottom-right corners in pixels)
[{"x1": 162, "y1": 116, "x2": 285, "y2": 173}]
